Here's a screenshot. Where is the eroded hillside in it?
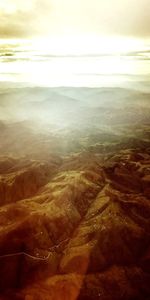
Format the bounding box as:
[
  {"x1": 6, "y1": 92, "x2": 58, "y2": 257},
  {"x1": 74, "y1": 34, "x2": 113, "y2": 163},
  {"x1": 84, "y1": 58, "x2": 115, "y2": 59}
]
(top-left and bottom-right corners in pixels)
[{"x1": 0, "y1": 87, "x2": 150, "y2": 300}]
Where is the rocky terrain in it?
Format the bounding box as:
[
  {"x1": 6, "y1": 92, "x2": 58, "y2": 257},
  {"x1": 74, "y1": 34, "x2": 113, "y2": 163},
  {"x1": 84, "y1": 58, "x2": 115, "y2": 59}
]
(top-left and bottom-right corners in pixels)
[{"x1": 0, "y1": 87, "x2": 150, "y2": 300}]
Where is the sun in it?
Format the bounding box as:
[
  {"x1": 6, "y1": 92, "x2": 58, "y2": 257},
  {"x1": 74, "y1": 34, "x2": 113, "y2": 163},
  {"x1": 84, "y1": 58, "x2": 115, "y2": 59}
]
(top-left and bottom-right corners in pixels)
[{"x1": 30, "y1": 35, "x2": 145, "y2": 55}]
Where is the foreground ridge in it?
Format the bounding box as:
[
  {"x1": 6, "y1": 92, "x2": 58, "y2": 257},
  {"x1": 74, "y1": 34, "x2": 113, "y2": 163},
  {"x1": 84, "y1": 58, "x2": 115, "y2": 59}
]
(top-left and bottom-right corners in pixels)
[{"x1": 0, "y1": 147, "x2": 149, "y2": 300}]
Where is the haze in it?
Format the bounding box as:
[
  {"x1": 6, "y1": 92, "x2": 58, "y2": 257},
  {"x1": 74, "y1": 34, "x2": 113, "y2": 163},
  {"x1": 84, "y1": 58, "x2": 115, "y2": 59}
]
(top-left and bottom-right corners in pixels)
[{"x1": 0, "y1": 0, "x2": 150, "y2": 38}]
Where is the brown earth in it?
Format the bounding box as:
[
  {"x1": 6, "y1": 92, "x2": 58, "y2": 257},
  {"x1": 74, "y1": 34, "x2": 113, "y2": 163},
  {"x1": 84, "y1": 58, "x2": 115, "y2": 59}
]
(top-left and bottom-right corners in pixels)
[{"x1": 0, "y1": 147, "x2": 149, "y2": 300}]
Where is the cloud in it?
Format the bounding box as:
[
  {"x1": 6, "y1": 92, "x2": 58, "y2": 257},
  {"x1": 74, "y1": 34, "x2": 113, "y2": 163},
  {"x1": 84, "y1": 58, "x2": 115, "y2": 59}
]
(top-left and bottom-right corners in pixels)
[
  {"x1": 0, "y1": 0, "x2": 150, "y2": 38},
  {"x1": 0, "y1": 12, "x2": 35, "y2": 37},
  {"x1": 0, "y1": 0, "x2": 51, "y2": 38}
]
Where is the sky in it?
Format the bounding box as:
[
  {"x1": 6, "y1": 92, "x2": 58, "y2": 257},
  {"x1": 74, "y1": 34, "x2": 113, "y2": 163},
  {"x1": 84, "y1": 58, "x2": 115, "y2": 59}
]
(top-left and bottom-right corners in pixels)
[
  {"x1": 0, "y1": 0, "x2": 150, "y2": 39},
  {"x1": 0, "y1": 0, "x2": 150, "y2": 87}
]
